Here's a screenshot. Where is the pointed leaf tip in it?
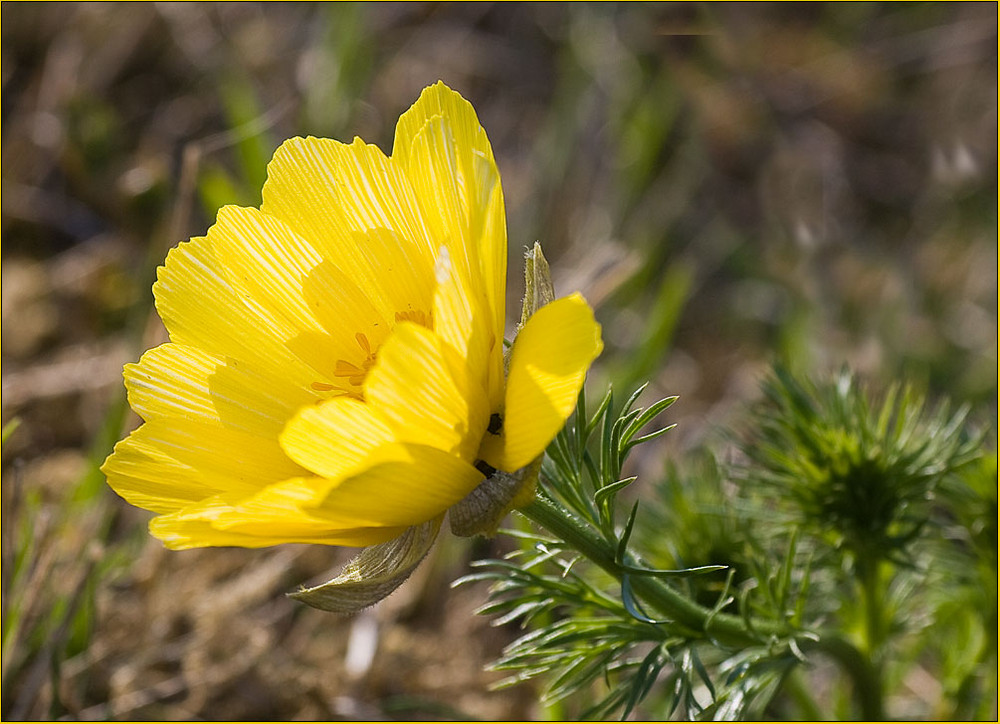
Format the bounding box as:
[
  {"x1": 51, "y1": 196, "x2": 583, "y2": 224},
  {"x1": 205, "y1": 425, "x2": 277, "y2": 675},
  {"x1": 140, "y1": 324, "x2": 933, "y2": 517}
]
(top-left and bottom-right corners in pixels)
[{"x1": 520, "y1": 242, "x2": 556, "y2": 329}]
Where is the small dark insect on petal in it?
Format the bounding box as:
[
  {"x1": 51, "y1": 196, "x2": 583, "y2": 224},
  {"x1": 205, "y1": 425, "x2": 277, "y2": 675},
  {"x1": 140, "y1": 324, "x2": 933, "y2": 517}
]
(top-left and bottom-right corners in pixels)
[
  {"x1": 474, "y1": 459, "x2": 497, "y2": 478},
  {"x1": 487, "y1": 413, "x2": 503, "y2": 435}
]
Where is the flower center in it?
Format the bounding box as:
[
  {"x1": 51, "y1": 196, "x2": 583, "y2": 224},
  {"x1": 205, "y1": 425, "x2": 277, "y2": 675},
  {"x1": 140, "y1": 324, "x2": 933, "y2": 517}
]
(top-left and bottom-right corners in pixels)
[
  {"x1": 313, "y1": 309, "x2": 433, "y2": 398},
  {"x1": 334, "y1": 332, "x2": 377, "y2": 386}
]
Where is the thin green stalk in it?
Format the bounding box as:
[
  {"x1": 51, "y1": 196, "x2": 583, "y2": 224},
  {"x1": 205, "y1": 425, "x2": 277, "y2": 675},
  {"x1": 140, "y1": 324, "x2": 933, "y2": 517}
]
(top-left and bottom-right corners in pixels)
[
  {"x1": 782, "y1": 669, "x2": 825, "y2": 720},
  {"x1": 805, "y1": 635, "x2": 884, "y2": 720},
  {"x1": 519, "y1": 494, "x2": 890, "y2": 719},
  {"x1": 858, "y1": 558, "x2": 886, "y2": 659},
  {"x1": 854, "y1": 556, "x2": 887, "y2": 719},
  {"x1": 518, "y1": 494, "x2": 787, "y2": 647}
]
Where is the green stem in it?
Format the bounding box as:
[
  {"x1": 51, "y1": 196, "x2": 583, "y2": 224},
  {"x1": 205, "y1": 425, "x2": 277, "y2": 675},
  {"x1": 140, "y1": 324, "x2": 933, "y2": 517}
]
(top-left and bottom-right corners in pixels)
[
  {"x1": 520, "y1": 494, "x2": 889, "y2": 718},
  {"x1": 858, "y1": 558, "x2": 885, "y2": 659},
  {"x1": 854, "y1": 556, "x2": 886, "y2": 718},
  {"x1": 782, "y1": 669, "x2": 825, "y2": 721},
  {"x1": 519, "y1": 494, "x2": 787, "y2": 647},
  {"x1": 805, "y1": 635, "x2": 884, "y2": 720}
]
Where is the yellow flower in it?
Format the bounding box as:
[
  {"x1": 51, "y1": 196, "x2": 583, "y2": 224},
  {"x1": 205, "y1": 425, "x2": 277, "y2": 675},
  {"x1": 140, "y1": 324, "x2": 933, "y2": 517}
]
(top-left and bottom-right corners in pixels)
[{"x1": 102, "y1": 82, "x2": 602, "y2": 609}]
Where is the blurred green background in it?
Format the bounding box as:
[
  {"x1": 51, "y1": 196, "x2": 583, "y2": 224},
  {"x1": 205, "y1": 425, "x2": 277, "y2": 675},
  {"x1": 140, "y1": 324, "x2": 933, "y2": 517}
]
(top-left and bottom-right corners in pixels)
[{"x1": 2, "y1": 3, "x2": 995, "y2": 720}]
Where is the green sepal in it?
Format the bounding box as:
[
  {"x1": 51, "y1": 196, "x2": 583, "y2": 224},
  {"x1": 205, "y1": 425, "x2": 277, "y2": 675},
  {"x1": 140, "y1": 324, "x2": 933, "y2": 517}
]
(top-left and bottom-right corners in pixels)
[
  {"x1": 449, "y1": 458, "x2": 542, "y2": 538},
  {"x1": 289, "y1": 518, "x2": 441, "y2": 613},
  {"x1": 520, "y1": 241, "x2": 555, "y2": 328}
]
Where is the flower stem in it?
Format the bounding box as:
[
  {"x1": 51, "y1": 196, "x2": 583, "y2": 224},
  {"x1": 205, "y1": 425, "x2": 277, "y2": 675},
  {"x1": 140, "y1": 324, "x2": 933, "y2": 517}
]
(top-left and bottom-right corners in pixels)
[
  {"x1": 858, "y1": 558, "x2": 886, "y2": 659},
  {"x1": 518, "y1": 493, "x2": 787, "y2": 647},
  {"x1": 782, "y1": 669, "x2": 824, "y2": 720},
  {"x1": 519, "y1": 493, "x2": 889, "y2": 718},
  {"x1": 804, "y1": 635, "x2": 884, "y2": 720},
  {"x1": 854, "y1": 556, "x2": 887, "y2": 718}
]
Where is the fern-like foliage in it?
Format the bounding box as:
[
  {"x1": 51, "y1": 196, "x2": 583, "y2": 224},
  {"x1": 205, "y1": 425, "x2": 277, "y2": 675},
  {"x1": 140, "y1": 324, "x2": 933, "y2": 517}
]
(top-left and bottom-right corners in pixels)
[
  {"x1": 457, "y1": 385, "x2": 801, "y2": 720},
  {"x1": 458, "y1": 367, "x2": 991, "y2": 720}
]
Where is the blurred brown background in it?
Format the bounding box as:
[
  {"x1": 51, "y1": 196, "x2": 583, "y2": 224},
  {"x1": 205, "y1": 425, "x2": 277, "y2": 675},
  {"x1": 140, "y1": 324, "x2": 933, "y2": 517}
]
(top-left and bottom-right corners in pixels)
[{"x1": 2, "y1": 3, "x2": 996, "y2": 720}]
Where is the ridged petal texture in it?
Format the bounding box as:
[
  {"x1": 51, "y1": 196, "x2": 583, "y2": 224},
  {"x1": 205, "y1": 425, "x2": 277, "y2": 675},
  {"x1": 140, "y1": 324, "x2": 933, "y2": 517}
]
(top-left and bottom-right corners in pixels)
[{"x1": 103, "y1": 82, "x2": 602, "y2": 609}]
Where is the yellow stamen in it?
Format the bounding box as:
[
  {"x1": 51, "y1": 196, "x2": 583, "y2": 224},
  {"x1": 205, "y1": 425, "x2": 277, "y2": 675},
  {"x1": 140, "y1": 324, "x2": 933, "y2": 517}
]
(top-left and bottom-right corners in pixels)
[
  {"x1": 332, "y1": 313, "x2": 433, "y2": 393},
  {"x1": 395, "y1": 309, "x2": 432, "y2": 328}
]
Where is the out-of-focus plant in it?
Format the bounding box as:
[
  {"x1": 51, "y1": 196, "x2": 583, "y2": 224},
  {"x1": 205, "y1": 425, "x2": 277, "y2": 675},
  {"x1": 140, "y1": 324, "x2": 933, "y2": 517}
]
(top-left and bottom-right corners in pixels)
[
  {"x1": 461, "y1": 368, "x2": 992, "y2": 720},
  {"x1": 924, "y1": 448, "x2": 997, "y2": 720}
]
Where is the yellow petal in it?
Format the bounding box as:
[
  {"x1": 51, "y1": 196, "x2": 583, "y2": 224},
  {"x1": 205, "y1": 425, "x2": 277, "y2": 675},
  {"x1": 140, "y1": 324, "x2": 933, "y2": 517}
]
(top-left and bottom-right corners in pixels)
[
  {"x1": 214, "y1": 477, "x2": 408, "y2": 545},
  {"x1": 290, "y1": 257, "x2": 387, "y2": 363},
  {"x1": 313, "y1": 443, "x2": 485, "y2": 528},
  {"x1": 154, "y1": 235, "x2": 320, "y2": 393},
  {"x1": 279, "y1": 396, "x2": 394, "y2": 482},
  {"x1": 103, "y1": 428, "x2": 221, "y2": 515},
  {"x1": 155, "y1": 215, "x2": 384, "y2": 396},
  {"x1": 480, "y1": 293, "x2": 603, "y2": 472},
  {"x1": 476, "y1": 177, "x2": 508, "y2": 347},
  {"x1": 124, "y1": 343, "x2": 316, "y2": 437},
  {"x1": 105, "y1": 342, "x2": 314, "y2": 520},
  {"x1": 431, "y1": 245, "x2": 501, "y2": 411},
  {"x1": 208, "y1": 205, "x2": 371, "y2": 383},
  {"x1": 260, "y1": 136, "x2": 438, "y2": 301},
  {"x1": 103, "y1": 418, "x2": 304, "y2": 514},
  {"x1": 216, "y1": 443, "x2": 482, "y2": 535},
  {"x1": 394, "y1": 82, "x2": 507, "y2": 352},
  {"x1": 364, "y1": 321, "x2": 488, "y2": 461},
  {"x1": 150, "y1": 514, "x2": 323, "y2": 550},
  {"x1": 148, "y1": 493, "x2": 402, "y2": 549}
]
